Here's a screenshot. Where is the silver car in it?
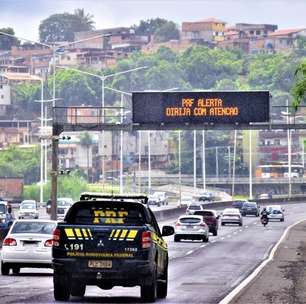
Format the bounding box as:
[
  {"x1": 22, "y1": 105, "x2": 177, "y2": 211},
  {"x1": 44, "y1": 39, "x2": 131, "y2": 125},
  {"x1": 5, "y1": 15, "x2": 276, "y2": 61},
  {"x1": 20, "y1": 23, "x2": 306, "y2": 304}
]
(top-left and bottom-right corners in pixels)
[
  {"x1": 1, "y1": 219, "x2": 57, "y2": 275},
  {"x1": 221, "y1": 208, "x2": 243, "y2": 226},
  {"x1": 57, "y1": 197, "x2": 74, "y2": 219},
  {"x1": 266, "y1": 205, "x2": 285, "y2": 222},
  {"x1": 174, "y1": 215, "x2": 209, "y2": 242},
  {"x1": 18, "y1": 200, "x2": 39, "y2": 219}
]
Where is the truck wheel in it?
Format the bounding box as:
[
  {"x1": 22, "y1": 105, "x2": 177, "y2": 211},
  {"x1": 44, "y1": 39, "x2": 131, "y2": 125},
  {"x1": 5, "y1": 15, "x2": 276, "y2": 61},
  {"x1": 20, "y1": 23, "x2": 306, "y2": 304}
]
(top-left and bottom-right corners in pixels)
[
  {"x1": 71, "y1": 280, "x2": 86, "y2": 297},
  {"x1": 157, "y1": 268, "x2": 168, "y2": 298},
  {"x1": 141, "y1": 271, "x2": 157, "y2": 302},
  {"x1": 1, "y1": 262, "x2": 10, "y2": 275},
  {"x1": 212, "y1": 229, "x2": 218, "y2": 236},
  {"x1": 203, "y1": 235, "x2": 209, "y2": 243},
  {"x1": 54, "y1": 272, "x2": 70, "y2": 301}
]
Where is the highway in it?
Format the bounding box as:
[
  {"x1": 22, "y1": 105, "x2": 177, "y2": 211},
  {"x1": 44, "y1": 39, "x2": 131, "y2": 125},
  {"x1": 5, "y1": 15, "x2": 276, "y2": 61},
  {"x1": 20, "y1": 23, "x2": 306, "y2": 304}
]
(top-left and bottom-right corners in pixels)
[{"x1": 0, "y1": 202, "x2": 306, "y2": 303}]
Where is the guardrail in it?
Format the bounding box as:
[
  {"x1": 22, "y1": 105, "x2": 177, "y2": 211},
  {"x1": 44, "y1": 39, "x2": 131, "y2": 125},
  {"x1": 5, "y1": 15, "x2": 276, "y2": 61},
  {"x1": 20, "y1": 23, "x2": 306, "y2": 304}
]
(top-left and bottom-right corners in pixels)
[{"x1": 153, "y1": 195, "x2": 306, "y2": 222}]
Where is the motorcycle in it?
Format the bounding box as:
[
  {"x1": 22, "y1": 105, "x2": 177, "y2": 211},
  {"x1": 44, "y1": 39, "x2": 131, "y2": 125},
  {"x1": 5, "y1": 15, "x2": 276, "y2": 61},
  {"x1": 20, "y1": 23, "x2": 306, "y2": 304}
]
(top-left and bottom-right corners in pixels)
[{"x1": 261, "y1": 216, "x2": 269, "y2": 227}]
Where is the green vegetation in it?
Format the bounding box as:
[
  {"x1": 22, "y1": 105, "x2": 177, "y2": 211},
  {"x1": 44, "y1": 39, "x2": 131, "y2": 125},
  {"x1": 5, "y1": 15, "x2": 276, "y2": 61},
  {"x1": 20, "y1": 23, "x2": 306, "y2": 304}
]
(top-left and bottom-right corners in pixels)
[
  {"x1": 0, "y1": 145, "x2": 39, "y2": 184},
  {"x1": 292, "y1": 60, "x2": 306, "y2": 109},
  {"x1": 0, "y1": 27, "x2": 20, "y2": 50},
  {"x1": 39, "y1": 9, "x2": 95, "y2": 43}
]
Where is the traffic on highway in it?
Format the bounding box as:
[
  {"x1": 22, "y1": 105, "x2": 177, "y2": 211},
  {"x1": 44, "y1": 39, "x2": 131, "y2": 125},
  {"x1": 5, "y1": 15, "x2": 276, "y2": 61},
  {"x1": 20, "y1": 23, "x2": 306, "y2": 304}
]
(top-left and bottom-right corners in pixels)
[{"x1": 0, "y1": 193, "x2": 305, "y2": 303}]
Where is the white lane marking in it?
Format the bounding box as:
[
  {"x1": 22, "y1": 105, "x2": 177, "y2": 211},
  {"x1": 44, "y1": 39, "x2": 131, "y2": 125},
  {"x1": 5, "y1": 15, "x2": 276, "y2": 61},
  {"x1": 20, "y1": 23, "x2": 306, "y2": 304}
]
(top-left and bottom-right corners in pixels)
[
  {"x1": 211, "y1": 240, "x2": 217, "y2": 243},
  {"x1": 186, "y1": 250, "x2": 193, "y2": 255},
  {"x1": 49, "y1": 289, "x2": 54, "y2": 291},
  {"x1": 200, "y1": 244, "x2": 206, "y2": 248},
  {"x1": 221, "y1": 237, "x2": 225, "y2": 240},
  {"x1": 245, "y1": 225, "x2": 248, "y2": 228},
  {"x1": 219, "y1": 218, "x2": 306, "y2": 304},
  {"x1": 239, "y1": 229, "x2": 243, "y2": 232},
  {"x1": 227, "y1": 235, "x2": 232, "y2": 238},
  {"x1": 233, "y1": 232, "x2": 237, "y2": 235},
  {"x1": 253, "y1": 222, "x2": 257, "y2": 225}
]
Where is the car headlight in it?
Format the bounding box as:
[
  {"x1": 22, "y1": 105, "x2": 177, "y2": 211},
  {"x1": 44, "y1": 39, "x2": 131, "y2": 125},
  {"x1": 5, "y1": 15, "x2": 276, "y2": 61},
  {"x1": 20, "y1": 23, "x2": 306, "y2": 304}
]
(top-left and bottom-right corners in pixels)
[{"x1": 0, "y1": 219, "x2": 5, "y2": 223}]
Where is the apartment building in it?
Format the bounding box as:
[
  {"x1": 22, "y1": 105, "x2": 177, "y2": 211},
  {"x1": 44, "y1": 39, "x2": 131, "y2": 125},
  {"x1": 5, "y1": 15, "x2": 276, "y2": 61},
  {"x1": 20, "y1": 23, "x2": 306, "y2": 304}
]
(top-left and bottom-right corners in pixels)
[{"x1": 181, "y1": 18, "x2": 226, "y2": 42}]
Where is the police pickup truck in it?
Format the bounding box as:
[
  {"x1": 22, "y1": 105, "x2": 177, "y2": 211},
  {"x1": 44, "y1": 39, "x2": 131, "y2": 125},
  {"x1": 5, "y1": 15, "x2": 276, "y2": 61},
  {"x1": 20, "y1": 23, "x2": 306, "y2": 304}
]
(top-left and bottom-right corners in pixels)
[{"x1": 52, "y1": 193, "x2": 174, "y2": 302}]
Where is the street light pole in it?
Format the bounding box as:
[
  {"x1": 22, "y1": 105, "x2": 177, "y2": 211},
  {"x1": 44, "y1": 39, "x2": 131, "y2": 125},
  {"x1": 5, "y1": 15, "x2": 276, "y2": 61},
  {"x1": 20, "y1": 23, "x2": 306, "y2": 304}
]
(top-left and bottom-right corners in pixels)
[
  {"x1": 148, "y1": 131, "x2": 151, "y2": 194},
  {"x1": 202, "y1": 130, "x2": 206, "y2": 191},
  {"x1": 119, "y1": 93, "x2": 124, "y2": 194},
  {"x1": 193, "y1": 130, "x2": 196, "y2": 192},
  {"x1": 138, "y1": 131, "x2": 142, "y2": 193},
  {"x1": 178, "y1": 130, "x2": 182, "y2": 205},
  {"x1": 232, "y1": 130, "x2": 237, "y2": 197},
  {"x1": 40, "y1": 79, "x2": 44, "y2": 206},
  {"x1": 249, "y1": 130, "x2": 253, "y2": 199}
]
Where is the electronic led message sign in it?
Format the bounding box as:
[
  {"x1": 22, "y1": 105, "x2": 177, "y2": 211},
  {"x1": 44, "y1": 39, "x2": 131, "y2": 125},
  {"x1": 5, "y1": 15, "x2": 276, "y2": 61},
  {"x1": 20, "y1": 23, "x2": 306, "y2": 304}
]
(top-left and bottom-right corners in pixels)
[{"x1": 132, "y1": 91, "x2": 270, "y2": 127}]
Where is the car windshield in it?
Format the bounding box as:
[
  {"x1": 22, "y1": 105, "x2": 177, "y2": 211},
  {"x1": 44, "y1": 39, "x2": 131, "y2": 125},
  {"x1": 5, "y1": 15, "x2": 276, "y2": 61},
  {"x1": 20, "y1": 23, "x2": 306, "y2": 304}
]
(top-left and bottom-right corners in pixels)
[
  {"x1": 243, "y1": 203, "x2": 256, "y2": 208},
  {"x1": 0, "y1": 204, "x2": 6, "y2": 214},
  {"x1": 188, "y1": 205, "x2": 201, "y2": 210},
  {"x1": 20, "y1": 203, "x2": 35, "y2": 209},
  {"x1": 57, "y1": 200, "x2": 72, "y2": 206},
  {"x1": 11, "y1": 221, "x2": 56, "y2": 234},
  {"x1": 180, "y1": 217, "x2": 201, "y2": 224}
]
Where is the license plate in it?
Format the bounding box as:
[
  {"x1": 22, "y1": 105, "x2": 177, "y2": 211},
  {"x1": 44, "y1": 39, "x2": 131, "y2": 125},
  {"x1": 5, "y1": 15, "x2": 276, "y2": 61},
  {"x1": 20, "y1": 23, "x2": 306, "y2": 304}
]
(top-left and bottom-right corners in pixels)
[{"x1": 88, "y1": 260, "x2": 112, "y2": 269}]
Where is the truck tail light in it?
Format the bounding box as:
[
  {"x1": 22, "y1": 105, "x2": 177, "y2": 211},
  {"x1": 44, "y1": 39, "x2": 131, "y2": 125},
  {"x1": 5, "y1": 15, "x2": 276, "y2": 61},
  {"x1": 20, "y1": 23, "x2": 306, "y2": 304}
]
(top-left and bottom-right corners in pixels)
[
  {"x1": 142, "y1": 231, "x2": 151, "y2": 249},
  {"x1": 44, "y1": 239, "x2": 53, "y2": 247},
  {"x1": 3, "y1": 238, "x2": 17, "y2": 246},
  {"x1": 52, "y1": 228, "x2": 61, "y2": 247}
]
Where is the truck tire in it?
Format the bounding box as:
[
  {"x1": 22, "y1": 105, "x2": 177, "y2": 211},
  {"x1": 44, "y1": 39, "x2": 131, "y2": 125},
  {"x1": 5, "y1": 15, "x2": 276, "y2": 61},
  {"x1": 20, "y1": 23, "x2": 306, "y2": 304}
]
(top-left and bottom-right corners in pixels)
[
  {"x1": 212, "y1": 228, "x2": 218, "y2": 236},
  {"x1": 1, "y1": 262, "x2": 10, "y2": 275},
  {"x1": 54, "y1": 272, "x2": 70, "y2": 301},
  {"x1": 71, "y1": 280, "x2": 86, "y2": 297},
  {"x1": 157, "y1": 268, "x2": 168, "y2": 298},
  {"x1": 141, "y1": 270, "x2": 157, "y2": 302}
]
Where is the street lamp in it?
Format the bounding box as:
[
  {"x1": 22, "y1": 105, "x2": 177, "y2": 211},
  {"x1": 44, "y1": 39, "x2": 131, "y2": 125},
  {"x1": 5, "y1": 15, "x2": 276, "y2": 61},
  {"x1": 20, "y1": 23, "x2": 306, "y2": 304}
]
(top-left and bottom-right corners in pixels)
[{"x1": 56, "y1": 65, "x2": 146, "y2": 192}]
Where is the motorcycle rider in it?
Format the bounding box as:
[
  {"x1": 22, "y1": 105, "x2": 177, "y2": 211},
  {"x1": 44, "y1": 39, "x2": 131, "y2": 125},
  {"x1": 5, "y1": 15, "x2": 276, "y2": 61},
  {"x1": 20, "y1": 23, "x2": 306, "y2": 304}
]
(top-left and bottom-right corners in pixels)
[{"x1": 261, "y1": 207, "x2": 269, "y2": 224}]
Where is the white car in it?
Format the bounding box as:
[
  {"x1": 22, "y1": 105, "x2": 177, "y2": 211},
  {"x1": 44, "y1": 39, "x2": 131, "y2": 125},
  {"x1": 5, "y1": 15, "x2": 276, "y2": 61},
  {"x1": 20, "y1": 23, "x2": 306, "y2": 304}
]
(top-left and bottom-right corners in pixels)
[
  {"x1": 1, "y1": 219, "x2": 57, "y2": 275},
  {"x1": 221, "y1": 208, "x2": 243, "y2": 226},
  {"x1": 174, "y1": 215, "x2": 209, "y2": 242},
  {"x1": 266, "y1": 205, "x2": 285, "y2": 221},
  {"x1": 18, "y1": 200, "x2": 39, "y2": 219},
  {"x1": 186, "y1": 203, "x2": 204, "y2": 215},
  {"x1": 57, "y1": 198, "x2": 74, "y2": 219},
  {"x1": 178, "y1": 195, "x2": 194, "y2": 207},
  {"x1": 152, "y1": 192, "x2": 168, "y2": 206}
]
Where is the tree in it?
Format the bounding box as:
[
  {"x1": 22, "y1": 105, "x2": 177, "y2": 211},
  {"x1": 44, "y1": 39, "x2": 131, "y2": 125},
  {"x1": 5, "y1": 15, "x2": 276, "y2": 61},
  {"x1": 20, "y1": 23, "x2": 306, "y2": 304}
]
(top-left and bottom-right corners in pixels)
[
  {"x1": 154, "y1": 21, "x2": 180, "y2": 43},
  {"x1": 133, "y1": 18, "x2": 169, "y2": 36},
  {"x1": 0, "y1": 27, "x2": 19, "y2": 50},
  {"x1": 292, "y1": 61, "x2": 306, "y2": 109},
  {"x1": 74, "y1": 8, "x2": 95, "y2": 29},
  {"x1": 39, "y1": 10, "x2": 95, "y2": 43}
]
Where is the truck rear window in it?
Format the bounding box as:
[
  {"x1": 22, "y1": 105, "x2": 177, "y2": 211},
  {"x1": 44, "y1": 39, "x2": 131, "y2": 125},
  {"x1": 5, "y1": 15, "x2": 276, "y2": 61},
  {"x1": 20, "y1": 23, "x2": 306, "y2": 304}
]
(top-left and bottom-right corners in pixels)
[{"x1": 68, "y1": 202, "x2": 147, "y2": 226}]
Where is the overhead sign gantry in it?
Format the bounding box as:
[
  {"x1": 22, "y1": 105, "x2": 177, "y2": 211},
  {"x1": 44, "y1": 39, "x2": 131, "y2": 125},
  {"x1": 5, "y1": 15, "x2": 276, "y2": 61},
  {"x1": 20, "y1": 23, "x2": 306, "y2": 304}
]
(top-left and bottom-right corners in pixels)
[{"x1": 132, "y1": 91, "x2": 270, "y2": 130}]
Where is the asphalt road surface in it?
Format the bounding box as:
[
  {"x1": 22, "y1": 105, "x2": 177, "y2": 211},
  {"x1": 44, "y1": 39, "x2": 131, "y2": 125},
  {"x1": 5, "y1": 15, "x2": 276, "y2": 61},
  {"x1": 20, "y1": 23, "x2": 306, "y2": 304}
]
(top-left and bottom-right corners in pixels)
[{"x1": 1, "y1": 202, "x2": 306, "y2": 303}]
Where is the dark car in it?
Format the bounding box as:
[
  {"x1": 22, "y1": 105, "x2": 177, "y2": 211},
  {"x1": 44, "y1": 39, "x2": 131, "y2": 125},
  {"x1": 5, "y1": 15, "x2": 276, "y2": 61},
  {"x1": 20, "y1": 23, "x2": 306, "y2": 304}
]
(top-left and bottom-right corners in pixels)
[
  {"x1": 231, "y1": 200, "x2": 247, "y2": 211},
  {"x1": 52, "y1": 193, "x2": 174, "y2": 302},
  {"x1": 194, "y1": 209, "x2": 219, "y2": 236},
  {"x1": 240, "y1": 201, "x2": 260, "y2": 217},
  {"x1": 0, "y1": 201, "x2": 14, "y2": 240}
]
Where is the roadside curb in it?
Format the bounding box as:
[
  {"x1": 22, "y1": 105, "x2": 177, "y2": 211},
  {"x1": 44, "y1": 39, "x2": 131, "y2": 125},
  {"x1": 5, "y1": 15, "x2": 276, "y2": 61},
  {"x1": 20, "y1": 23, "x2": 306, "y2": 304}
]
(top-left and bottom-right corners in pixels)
[{"x1": 218, "y1": 218, "x2": 306, "y2": 304}]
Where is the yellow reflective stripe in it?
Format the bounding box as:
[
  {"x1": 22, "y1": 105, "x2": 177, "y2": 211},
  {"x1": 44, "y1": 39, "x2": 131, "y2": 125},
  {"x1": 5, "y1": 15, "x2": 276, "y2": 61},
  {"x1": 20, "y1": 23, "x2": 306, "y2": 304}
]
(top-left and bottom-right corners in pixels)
[
  {"x1": 127, "y1": 230, "x2": 138, "y2": 240},
  {"x1": 119, "y1": 229, "x2": 128, "y2": 240},
  {"x1": 114, "y1": 229, "x2": 121, "y2": 238},
  {"x1": 87, "y1": 229, "x2": 93, "y2": 239},
  {"x1": 65, "y1": 228, "x2": 75, "y2": 239},
  {"x1": 74, "y1": 228, "x2": 83, "y2": 239},
  {"x1": 82, "y1": 228, "x2": 88, "y2": 239}
]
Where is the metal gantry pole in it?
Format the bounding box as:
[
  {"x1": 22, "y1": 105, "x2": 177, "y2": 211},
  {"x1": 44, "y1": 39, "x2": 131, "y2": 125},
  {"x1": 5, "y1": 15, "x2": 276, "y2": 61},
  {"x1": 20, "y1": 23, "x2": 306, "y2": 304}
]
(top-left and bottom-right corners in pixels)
[
  {"x1": 119, "y1": 93, "x2": 123, "y2": 194},
  {"x1": 138, "y1": 131, "x2": 141, "y2": 193},
  {"x1": 193, "y1": 130, "x2": 196, "y2": 192},
  {"x1": 101, "y1": 77, "x2": 105, "y2": 188},
  {"x1": 232, "y1": 130, "x2": 237, "y2": 197},
  {"x1": 40, "y1": 79, "x2": 44, "y2": 206},
  {"x1": 178, "y1": 130, "x2": 182, "y2": 205},
  {"x1": 148, "y1": 131, "x2": 151, "y2": 194},
  {"x1": 228, "y1": 146, "x2": 231, "y2": 180},
  {"x1": 249, "y1": 130, "x2": 253, "y2": 199},
  {"x1": 202, "y1": 130, "x2": 206, "y2": 191},
  {"x1": 215, "y1": 146, "x2": 219, "y2": 180}
]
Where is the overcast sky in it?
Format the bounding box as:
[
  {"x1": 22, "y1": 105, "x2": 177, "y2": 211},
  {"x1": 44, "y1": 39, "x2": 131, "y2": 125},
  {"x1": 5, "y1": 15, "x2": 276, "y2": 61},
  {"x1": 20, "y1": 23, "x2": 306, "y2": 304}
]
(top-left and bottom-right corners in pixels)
[{"x1": 0, "y1": 0, "x2": 305, "y2": 42}]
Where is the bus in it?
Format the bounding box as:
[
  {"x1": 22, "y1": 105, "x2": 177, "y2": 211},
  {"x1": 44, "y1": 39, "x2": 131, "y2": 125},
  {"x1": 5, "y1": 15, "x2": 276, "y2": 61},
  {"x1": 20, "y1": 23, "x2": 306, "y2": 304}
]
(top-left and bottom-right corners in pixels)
[{"x1": 256, "y1": 163, "x2": 304, "y2": 179}]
